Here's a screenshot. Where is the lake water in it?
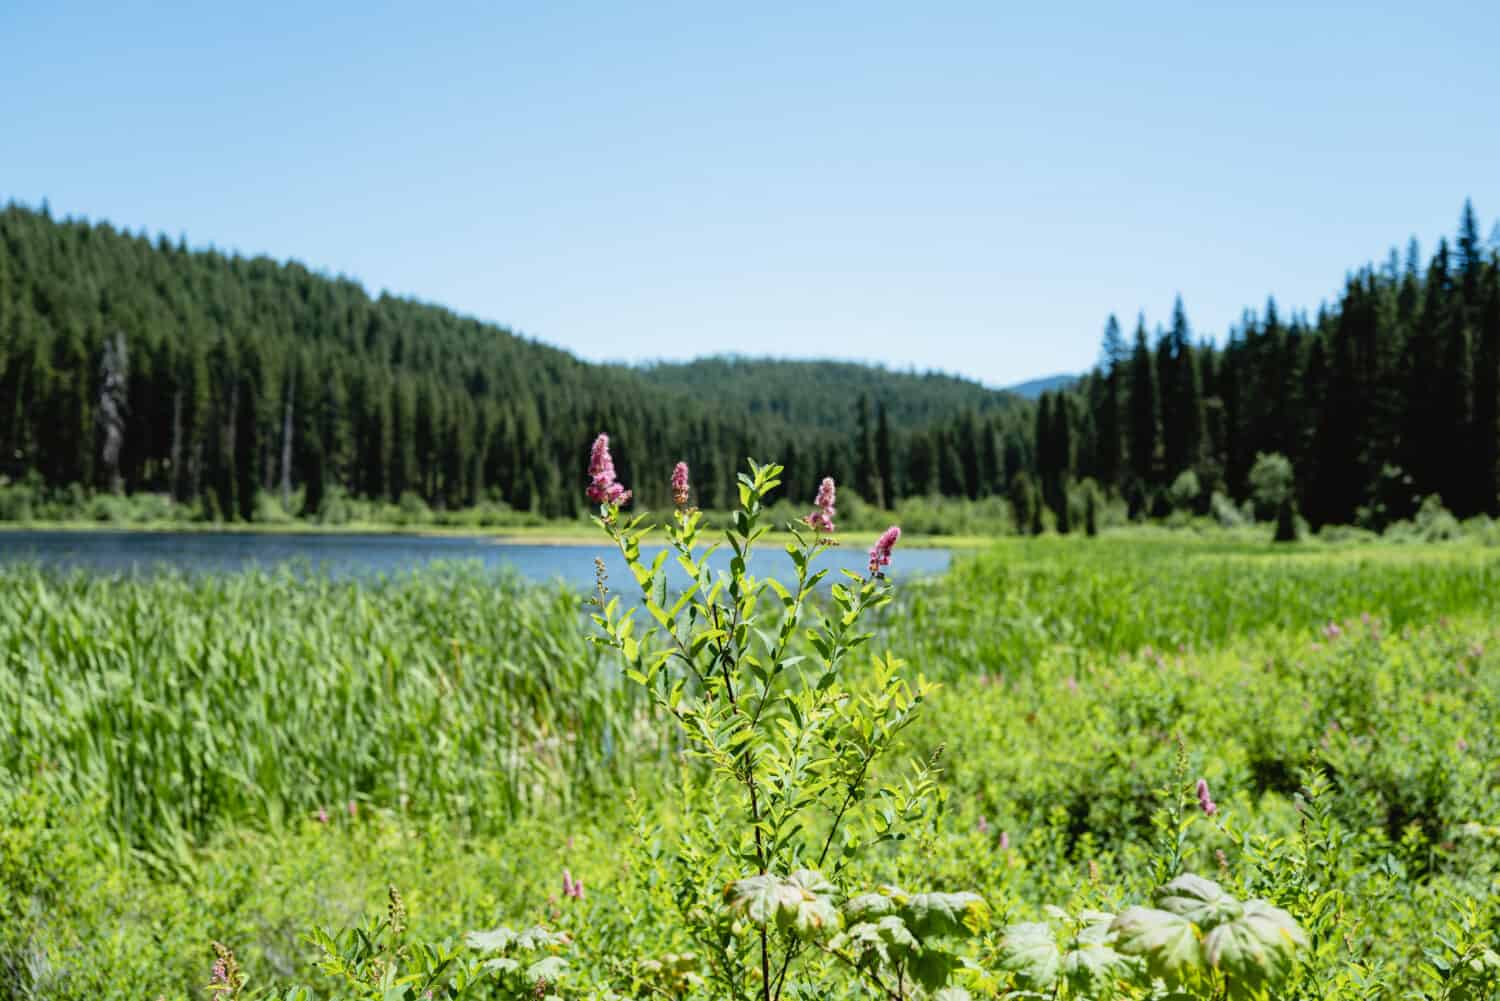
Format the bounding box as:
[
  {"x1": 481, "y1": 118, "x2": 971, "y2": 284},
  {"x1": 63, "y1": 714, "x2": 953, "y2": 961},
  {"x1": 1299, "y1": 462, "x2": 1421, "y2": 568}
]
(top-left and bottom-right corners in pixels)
[{"x1": 0, "y1": 530, "x2": 951, "y2": 590}]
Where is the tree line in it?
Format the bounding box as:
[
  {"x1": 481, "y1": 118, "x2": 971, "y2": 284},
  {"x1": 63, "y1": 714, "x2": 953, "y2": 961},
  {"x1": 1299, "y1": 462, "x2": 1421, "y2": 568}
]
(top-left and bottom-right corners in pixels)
[
  {"x1": 4, "y1": 200, "x2": 1495, "y2": 528},
  {"x1": 0, "y1": 203, "x2": 1030, "y2": 519},
  {"x1": 1032, "y1": 201, "x2": 1500, "y2": 528}
]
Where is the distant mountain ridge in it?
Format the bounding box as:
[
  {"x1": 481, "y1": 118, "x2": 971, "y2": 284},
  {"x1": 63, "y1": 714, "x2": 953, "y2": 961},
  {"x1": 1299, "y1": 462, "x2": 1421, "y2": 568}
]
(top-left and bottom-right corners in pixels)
[{"x1": 1003, "y1": 373, "x2": 1078, "y2": 399}]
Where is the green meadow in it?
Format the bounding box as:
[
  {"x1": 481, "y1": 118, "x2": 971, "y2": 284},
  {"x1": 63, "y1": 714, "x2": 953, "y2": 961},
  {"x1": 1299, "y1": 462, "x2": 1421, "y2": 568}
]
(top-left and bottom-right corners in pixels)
[{"x1": 3, "y1": 534, "x2": 1499, "y2": 999}]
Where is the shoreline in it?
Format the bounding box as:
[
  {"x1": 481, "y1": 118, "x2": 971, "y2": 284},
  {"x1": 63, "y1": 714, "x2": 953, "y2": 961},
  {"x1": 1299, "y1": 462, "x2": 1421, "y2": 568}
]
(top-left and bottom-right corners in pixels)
[{"x1": 0, "y1": 520, "x2": 991, "y2": 550}]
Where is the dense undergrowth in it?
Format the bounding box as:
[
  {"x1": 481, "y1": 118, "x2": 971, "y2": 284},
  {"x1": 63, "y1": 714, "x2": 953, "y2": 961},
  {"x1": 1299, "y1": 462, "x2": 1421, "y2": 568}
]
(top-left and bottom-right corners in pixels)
[{"x1": 3, "y1": 529, "x2": 1499, "y2": 999}]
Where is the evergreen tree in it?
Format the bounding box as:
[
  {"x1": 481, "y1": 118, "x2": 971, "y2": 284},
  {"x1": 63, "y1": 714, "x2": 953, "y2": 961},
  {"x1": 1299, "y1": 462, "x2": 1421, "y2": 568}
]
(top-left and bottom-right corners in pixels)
[
  {"x1": 874, "y1": 400, "x2": 895, "y2": 503},
  {"x1": 1127, "y1": 317, "x2": 1159, "y2": 488}
]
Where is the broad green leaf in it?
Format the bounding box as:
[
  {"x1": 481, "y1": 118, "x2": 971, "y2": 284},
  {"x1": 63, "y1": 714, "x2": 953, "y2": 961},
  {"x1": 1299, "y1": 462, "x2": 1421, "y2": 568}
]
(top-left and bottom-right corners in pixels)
[
  {"x1": 786, "y1": 869, "x2": 835, "y2": 895},
  {"x1": 1062, "y1": 943, "x2": 1135, "y2": 993},
  {"x1": 525, "y1": 955, "x2": 568, "y2": 983},
  {"x1": 909, "y1": 947, "x2": 963, "y2": 992},
  {"x1": 514, "y1": 926, "x2": 569, "y2": 951},
  {"x1": 779, "y1": 869, "x2": 841, "y2": 938},
  {"x1": 724, "y1": 874, "x2": 791, "y2": 925},
  {"x1": 932, "y1": 989, "x2": 973, "y2": 1001},
  {"x1": 1155, "y1": 874, "x2": 1243, "y2": 928},
  {"x1": 831, "y1": 915, "x2": 917, "y2": 970},
  {"x1": 845, "y1": 892, "x2": 898, "y2": 920},
  {"x1": 1203, "y1": 899, "x2": 1308, "y2": 997},
  {"x1": 997, "y1": 922, "x2": 1060, "y2": 989},
  {"x1": 782, "y1": 893, "x2": 841, "y2": 939},
  {"x1": 1076, "y1": 910, "x2": 1117, "y2": 945},
  {"x1": 466, "y1": 926, "x2": 517, "y2": 953},
  {"x1": 1110, "y1": 907, "x2": 1205, "y2": 985},
  {"x1": 901, "y1": 891, "x2": 990, "y2": 939}
]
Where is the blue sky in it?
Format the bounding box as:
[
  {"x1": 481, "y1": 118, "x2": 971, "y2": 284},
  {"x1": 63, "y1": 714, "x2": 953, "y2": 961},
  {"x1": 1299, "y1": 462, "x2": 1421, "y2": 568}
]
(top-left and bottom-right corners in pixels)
[{"x1": 5, "y1": 2, "x2": 1498, "y2": 386}]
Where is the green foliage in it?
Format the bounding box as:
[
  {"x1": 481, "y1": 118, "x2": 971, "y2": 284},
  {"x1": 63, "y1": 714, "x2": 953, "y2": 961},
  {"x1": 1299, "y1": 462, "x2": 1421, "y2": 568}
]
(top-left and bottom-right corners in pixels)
[
  {"x1": 1248, "y1": 452, "x2": 1295, "y2": 519},
  {"x1": 590, "y1": 457, "x2": 984, "y2": 999},
  {"x1": 1169, "y1": 469, "x2": 1202, "y2": 513},
  {"x1": 4, "y1": 529, "x2": 1500, "y2": 999}
]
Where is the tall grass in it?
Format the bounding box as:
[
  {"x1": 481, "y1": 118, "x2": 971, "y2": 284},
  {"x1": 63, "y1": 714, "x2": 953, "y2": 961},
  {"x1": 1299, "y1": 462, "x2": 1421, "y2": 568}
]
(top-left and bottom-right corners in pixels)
[
  {"x1": 891, "y1": 537, "x2": 1500, "y2": 679},
  {"x1": 7, "y1": 536, "x2": 1499, "y2": 854},
  {"x1": 0, "y1": 564, "x2": 650, "y2": 852}
]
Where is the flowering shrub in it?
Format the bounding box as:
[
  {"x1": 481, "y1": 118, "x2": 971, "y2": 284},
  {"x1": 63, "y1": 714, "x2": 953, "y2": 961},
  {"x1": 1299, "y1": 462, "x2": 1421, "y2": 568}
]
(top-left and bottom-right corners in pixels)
[{"x1": 589, "y1": 439, "x2": 984, "y2": 999}]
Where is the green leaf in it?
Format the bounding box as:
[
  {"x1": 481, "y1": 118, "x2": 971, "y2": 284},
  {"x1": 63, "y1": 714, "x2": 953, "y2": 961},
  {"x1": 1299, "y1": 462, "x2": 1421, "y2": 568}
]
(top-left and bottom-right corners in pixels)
[
  {"x1": 996, "y1": 922, "x2": 1060, "y2": 989},
  {"x1": 786, "y1": 869, "x2": 836, "y2": 895},
  {"x1": 1075, "y1": 910, "x2": 1117, "y2": 945},
  {"x1": 1110, "y1": 907, "x2": 1205, "y2": 985},
  {"x1": 900, "y1": 891, "x2": 990, "y2": 939},
  {"x1": 1155, "y1": 874, "x2": 1243, "y2": 928},
  {"x1": 909, "y1": 948, "x2": 964, "y2": 992},
  {"x1": 1203, "y1": 899, "x2": 1308, "y2": 997},
  {"x1": 722, "y1": 871, "x2": 842, "y2": 939},
  {"x1": 1062, "y1": 943, "x2": 1135, "y2": 993},
  {"x1": 466, "y1": 926, "x2": 517, "y2": 953},
  {"x1": 845, "y1": 892, "x2": 898, "y2": 920},
  {"x1": 932, "y1": 989, "x2": 973, "y2": 1001},
  {"x1": 525, "y1": 955, "x2": 568, "y2": 984}
]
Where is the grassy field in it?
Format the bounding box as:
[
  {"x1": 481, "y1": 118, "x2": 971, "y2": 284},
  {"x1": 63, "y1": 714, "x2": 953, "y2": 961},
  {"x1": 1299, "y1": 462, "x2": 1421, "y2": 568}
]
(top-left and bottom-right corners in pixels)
[{"x1": 3, "y1": 535, "x2": 1498, "y2": 999}]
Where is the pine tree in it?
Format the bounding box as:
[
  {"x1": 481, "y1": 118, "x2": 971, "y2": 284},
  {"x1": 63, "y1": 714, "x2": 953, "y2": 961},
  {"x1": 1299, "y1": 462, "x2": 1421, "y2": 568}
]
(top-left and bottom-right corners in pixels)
[
  {"x1": 1096, "y1": 315, "x2": 1126, "y2": 489},
  {"x1": 1127, "y1": 317, "x2": 1159, "y2": 488},
  {"x1": 1159, "y1": 296, "x2": 1204, "y2": 479},
  {"x1": 875, "y1": 400, "x2": 896, "y2": 503}
]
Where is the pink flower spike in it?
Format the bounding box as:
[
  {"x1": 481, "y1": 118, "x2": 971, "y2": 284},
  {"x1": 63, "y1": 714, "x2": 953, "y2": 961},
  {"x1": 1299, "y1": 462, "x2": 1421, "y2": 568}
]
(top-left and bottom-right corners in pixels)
[
  {"x1": 868, "y1": 525, "x2": 901, "y2": 576},
  {"x1": 316, "y1": 808, "x2": 329, "y2": 824},
  {"x1": 1196, "y1": 778, "x2": 1218, "y2": 816},
  {"x1": 671, "y1": 461, "x2": 691, "y2": 507},
  {"x1": 976, "y1": 815, "x2": 990, "y2": 835},
  {"x1": 347, "y1": 799, "x2": 358, "y2": 819},
  {"x1": 586, "y1": 433, "x2": 632, "y2": 506},
  {"x1": 999, "y1": 831, "x2": 1011, "y2": 851},
  {"x1": 804, "y1": 477, "x2": 837, "y2": 533}
]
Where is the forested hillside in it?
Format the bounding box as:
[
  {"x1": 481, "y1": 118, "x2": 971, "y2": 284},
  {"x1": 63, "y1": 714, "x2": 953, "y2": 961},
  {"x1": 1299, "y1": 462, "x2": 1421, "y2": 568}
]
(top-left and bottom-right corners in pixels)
[
  {"x1": 637, "y1": 356, "x2": 1020, "y2": 428},
  {"x1": 2, "y1": 200, "x2": 1497, "y2": 528},
  {"x1": 1034, "y1": 201, "x2": 1500, "y2": 527},
  {"x1": 0, "y1": 203, "x2": 1030, "y2": 519}
]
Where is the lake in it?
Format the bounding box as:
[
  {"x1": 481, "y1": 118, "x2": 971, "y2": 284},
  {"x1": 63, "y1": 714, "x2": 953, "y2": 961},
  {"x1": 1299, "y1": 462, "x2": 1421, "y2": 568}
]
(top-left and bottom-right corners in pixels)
[{"x1": 0, "y1": 530, "x2": 952, "y2": 590}]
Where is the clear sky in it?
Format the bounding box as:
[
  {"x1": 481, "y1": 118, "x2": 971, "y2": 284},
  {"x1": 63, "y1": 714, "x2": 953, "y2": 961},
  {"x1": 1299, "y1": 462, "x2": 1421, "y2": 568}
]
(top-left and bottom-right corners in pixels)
[{"x1": 5, "y1": 2, "x2": 1499, "y2": 387}]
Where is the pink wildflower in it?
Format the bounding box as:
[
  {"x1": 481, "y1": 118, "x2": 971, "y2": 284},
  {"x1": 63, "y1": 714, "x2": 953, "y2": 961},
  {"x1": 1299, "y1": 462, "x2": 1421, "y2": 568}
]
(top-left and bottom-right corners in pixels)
[
  {"x1": 585, "y1": 434, "x2": 632, "y2": 506},
  {"x1": 977, "y1": 815, "x2": 990, "y2": 835},
  {"x1": 804, "y1": 477, "x2": 837, "y2": 533},
  {"x1": 999, "y1": 831, "x2": 1011, "y2": 851},
  {"x1": 1196, "y1": 778, "x2": 1217, "y2": 816},
  {"x1": 562, "y1": 868, "x2": 585, "y2": 900},
  {"x1": 1323, "y1": 621, "x2": 1343, "y2": 640},
  {"x1": 316, "y1": 807, "x2": 329, "y2": 824},
  {"x1": 347, "y1": 799, "x2": 357, "y2": 819},
  {"x1": 868, "y1": 525, "x2": 901, "y2": 576},
  {"x1": 671, "y1": 461, "x2": 691, "y2": 507}
]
